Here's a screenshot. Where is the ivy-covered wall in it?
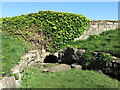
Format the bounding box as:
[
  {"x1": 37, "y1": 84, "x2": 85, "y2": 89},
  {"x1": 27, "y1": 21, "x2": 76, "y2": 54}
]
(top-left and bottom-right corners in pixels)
[{"x1": 2, "y1": 11, "x2": 90, "y2": 52}]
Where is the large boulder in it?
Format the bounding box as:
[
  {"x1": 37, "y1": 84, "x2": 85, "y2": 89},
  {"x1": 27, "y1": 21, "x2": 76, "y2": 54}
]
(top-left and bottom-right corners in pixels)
[
  {"x1": 71, "y1": 63, "x2": 82, "y2": 70},
  {"x1": 57, "y1": 47, "x2": 85, "y2": 65},
  {"x1": 76, "y1": 49, "x2": 85, "y2": 56},
  {"x1": 58, "y1": 47, "x2": 79, "y2": 64},
  {"x1": 48, "y1": 64, "x2": 71, "y2": 73},
  {"x1": 0, "y1": 76, "x2": 16, "y2": 88}
]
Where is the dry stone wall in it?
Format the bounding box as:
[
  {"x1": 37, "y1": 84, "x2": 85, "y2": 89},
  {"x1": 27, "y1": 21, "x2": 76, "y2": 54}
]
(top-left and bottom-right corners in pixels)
[
  {"x1": 74, "y1": 20, "x2": 120, "y2": 41},
  {"x1": 0, "y1": 76, "x2": 16, "y2": 89},
  {"x1": 0, "y1": 49, "x2": 50, "y2": 89}
]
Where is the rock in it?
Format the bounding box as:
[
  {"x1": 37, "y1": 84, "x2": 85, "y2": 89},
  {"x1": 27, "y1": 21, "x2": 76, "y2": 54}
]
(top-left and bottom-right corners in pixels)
[
  {"x1": 42, "y1": 48, "x2": 46, "y2": 53},
  {"x1": 108, "y1": 62, "x2": 113, "y2": 67},
  {"x1": 76, "y1": 49, "x2": 85, "y2": 56},
  {"x1": 40, "y1": 66, "x2": 44, "y2": 69},
  {"x1": 43, "y1": 69, "x2": 48, "y2": 72},
  {"x1": 92, "y1": 52, "x2": 98, "y2": 55},
  {"x1": 28, "y1": 61, "x2": 35, "y2": 67},
  {"x1": 112, "y1": 62, "x2": 120, "y2": 69},
  {"x1": 11, "y1": 61, "x2": 28, "y2": 73},
  {"x1": 73, "y1": 48, "x2": 78, "y2": 54},
  {"x1": 34, "y1": 63, "x2": 42, "y2": 68},
  {"x1": 112, "y1": 59, "x2": 120, "y2": 64},
  {"x1": 59, "y1": 47, "x2": 79, "y2": 64},
  {"x1": 54, "y1": 52, "x2": 59, "y2": 57},
  {"x1": 41, "y1": 63, "x2": 46, "y2": 66},
  {"x1": 56, "y1": 47, "x2": 85, "y2": 65},
  {"x1": 41, "y1": 52, "x2": 51, "y2": 58},
  {"x1": 112, "y1": 56, "x2": 118, "y2": 60},
  {"x1": 21, "y1": 53, "x2": 32, "y2": 61},
  {"x1": 48, "y1": 64, "x2": 71, "y2": 73},
  {"x1": 21, "y1": 53, "x2": 38, "y2": 63},
  {"x1": 71, "y1": 63, "x2": 82, "y2": 70},
  {"x1": 0, "y1": 76, "x2": 16, "y2": 88},
  {"x1": 28, "y1": 50, "x2": 39, "y2": 53},
  {"x1": 75, "y1": 65, "x2": 82, "y2": 70},
  {"x1": 16, "y1": 80, "x2": 21, "y2": 88},
  {"x1": 112, "y1": 63, "x2": 118, "y2": 68},
  {"x1": 39, "y1": 57, "x2": 45, "y2": 63},
  {"x1": 71, "y1": 63, "x2": 78, "y2": 68},
  {"x1": 97, "y1": 70, "x2": 103, "y2": 74},
  {"x1": 36, "y1": 51, "x2": 41, "y2": 62},
  {"x1": 58, "y1": 53, "x2": 64, "y2": 60}
]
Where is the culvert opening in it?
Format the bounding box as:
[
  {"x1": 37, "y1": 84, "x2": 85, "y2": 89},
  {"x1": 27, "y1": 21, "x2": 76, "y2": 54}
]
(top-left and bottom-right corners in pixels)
[{"x1": 44, "y1": 54, "x2": 58, "y2": 63}]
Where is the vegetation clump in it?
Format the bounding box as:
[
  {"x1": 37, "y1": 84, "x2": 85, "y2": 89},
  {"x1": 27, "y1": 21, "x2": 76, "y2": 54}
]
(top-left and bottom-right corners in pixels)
[{"x1": 2, "y1": 11, "x2": 90, "y2": 52}]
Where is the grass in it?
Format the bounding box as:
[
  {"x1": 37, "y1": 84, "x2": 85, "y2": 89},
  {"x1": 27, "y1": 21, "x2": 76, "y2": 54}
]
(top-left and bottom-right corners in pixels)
[
  {"x1": 70, "y1": 29, "x2": 120, "y2": 57},
  {"x1": 2, "y1": 28, "x2": 120, "y2": 88},
  {"x1": 21, "y1": 66, "x2": 119, "y2": 88},
  {"x1": 2, "y1": 33, "x2": 29, "y2": 75},
  {"x1": 42, "y1": 63, "x2": 60, "y2": 69},
  {"x1": 20, "y1": 29, "x2": 120, "y2": 88}
]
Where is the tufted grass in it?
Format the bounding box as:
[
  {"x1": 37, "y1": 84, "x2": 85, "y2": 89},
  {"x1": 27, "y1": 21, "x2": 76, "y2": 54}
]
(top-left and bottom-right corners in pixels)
[
  {"x1": 70, "y1": 29, "x2": 120, "y2": 58},
  {"x1": 2, "y1": 33, "x2": 29, "y2": 76},
  {"x1": 21, "y1": 66, "x2": 119, "y2": 88}
]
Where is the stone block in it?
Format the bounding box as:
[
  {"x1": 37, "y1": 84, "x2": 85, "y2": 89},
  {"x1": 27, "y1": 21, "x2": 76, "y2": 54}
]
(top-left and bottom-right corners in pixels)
[
  {"x1": 108, "y1": 62, "x2": 113, "y2": 67},
  {"x1": 21, "y1": 53, "x2": 32, "y2": 60},
  {"x1": 11, "y1": 61, "x2": 28, "y2": 73},
  {"x1": 71, "y1": 64, "x2": 82, "y2": 70},
  {"x1": 114, "y1": 23, "x2": 119, "y2": 25},
  {"x1": 42, "y1": 48, "x2": 46, "y2": 53},
  {"x1": 75, "y1": 65, "x2": 82, "y2": 70},
  {"x1": 54, "y1": 52, "x2": 59, "y2": 57},
  {"x1": 48, "y1": 64, "x2": 71, "y2": 73},
  {"x1": 106, "y1": 22, "x2": 113, "y2": 25},
  {"x1": 0, "y1": 76, "x2": 16, "y2": 88},
  {"x1": 41, "y1": 52, "x2": 50, "y2": 58},
  {"x1": 28, "y1": 50, "x2": 39, "y2": 53},
  {"x1": 76, "y1": 49, "x2": 85, "y2": 56},
  {"x1": 92, "y1": 25, "x2": 98, "y2": 28},
  {"x1": 43, "y1": 69, "x2": 48, "y2": 73}
]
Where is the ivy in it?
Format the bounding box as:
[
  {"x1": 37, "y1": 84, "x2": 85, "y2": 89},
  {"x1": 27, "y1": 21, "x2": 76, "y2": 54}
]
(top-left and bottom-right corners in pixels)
[{"x1": 2, "y1": 10, "x2": 90, "y2": 53}]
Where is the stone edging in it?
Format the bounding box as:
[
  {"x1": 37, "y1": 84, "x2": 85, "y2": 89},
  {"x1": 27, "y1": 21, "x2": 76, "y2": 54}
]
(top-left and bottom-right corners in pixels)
[
  {"x1": 0, "y1": 49, "x2": 50, "y2": 89},
  {"x1": 74, "y1": 20, "x2": 120, "y2": 41}
]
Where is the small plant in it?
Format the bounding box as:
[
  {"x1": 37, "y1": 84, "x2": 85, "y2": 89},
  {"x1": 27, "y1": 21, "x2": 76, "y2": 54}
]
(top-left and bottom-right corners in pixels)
[
  {"x1": 96, "y1": 52, "x2": 115, "y2": 62},
  {"x1": 10, "y1": 73, "x2": 19, "y2": 80},
  {"x1": 80, "y1": 51, "x2": 96, "y2": 68}
]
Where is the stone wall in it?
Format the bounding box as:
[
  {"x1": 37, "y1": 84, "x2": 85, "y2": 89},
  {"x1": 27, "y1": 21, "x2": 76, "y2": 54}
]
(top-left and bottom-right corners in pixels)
[
  {"x1": 0, "y1": 76, "x2": 16, "y2": 89},
  {"x1": 74, "y1": 20, "x2": 120, "y2": 41},
  {"x1": 0, "y1": 49, "x2": 50, "y2": 89},
  {"x1": 55, "y1": 47, "x2": 120, "y2": 80}
]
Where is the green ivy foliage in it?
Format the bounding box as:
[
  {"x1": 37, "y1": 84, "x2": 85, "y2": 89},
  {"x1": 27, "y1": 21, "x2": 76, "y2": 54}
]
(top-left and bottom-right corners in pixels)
[{"x1": 2, "y1": 11, "x2": 90, "y2": 52}]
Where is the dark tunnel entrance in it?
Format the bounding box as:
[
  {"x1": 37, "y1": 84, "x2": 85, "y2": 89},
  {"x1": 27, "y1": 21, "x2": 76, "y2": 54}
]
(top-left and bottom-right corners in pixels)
[{"x1": 44, "y1": 54, "x2": 58, "y2": 63}]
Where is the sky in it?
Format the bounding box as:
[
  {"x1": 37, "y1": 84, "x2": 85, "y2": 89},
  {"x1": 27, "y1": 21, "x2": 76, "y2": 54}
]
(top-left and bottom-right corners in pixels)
[{"x1": 1, "y1": 2, "x2": 119, "y2": 20}]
